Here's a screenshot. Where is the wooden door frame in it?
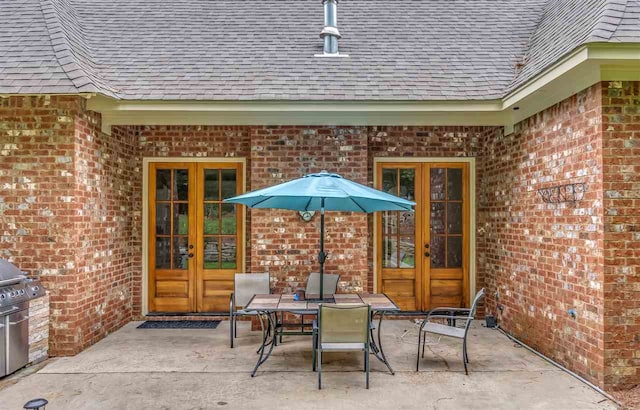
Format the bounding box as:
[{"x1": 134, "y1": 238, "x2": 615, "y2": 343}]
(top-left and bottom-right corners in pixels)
[
  {"x1": 373, "y1": 157, "x2": 476, "y2": 308},
  {"x1": 142, "y1": 157, "x2": 247, "y2": 316}
]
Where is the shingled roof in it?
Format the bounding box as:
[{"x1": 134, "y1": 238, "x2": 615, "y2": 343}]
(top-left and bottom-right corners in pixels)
[{"x1": 1, "y1": 0, "x2": 639, "y2": 101}]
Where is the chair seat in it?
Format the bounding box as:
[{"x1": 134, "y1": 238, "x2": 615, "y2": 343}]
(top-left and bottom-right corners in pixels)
[
  {"x1": 321, "y1": 342, "x2": 366, "y2": 351},
  {"x1": 421, "y1": 322, "x2": 465, "y2": 339}
]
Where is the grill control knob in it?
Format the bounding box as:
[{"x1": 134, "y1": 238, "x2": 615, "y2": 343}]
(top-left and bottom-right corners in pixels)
[
  {"x1": 0, "y1": 294, "x2": 5, "y2": 300},
  {"x1": 20, "y1": 289, "x2": 25, "y2": 295}
]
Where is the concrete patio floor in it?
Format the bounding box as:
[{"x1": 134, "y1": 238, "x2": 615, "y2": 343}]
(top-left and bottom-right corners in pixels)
[{"x1": 0, "y1": 320, "x2": 616, "y2": 409}]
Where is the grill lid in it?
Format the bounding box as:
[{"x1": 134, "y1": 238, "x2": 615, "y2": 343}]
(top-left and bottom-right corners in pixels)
[{"x1": 0, "y1": 259, "x2": 26, "y2": 285}]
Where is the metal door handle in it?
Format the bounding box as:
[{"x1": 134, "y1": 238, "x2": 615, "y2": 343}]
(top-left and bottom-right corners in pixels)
[{"x1": 9, "y1": 317, "x2": 29, "y2": 325}]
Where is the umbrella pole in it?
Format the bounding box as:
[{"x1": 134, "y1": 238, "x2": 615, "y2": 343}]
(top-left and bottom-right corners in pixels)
[{"x1": 319, "y1": 198, "x2": 326, "y2": 301}]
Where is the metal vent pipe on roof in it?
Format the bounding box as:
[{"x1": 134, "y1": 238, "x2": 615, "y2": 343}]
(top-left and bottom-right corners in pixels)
[{"x1": 320, "y1": 0, "x2": 341, "y2": 54}]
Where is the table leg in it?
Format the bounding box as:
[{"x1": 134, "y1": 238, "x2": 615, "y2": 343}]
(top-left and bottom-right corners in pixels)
[
  {"x1": 369, "y1": 311, "x2": 395, "y2": 375},
  {"x1": 251, "y1": 312, "x2": 276, "y2": 377}
]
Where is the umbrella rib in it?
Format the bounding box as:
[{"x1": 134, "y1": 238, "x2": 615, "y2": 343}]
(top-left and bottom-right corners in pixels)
[
  {"x1": 303, "y1": 197, "x2": 313, "y2": 211},
  {"x1": 350, "y1": 198, "x2": 368, "y2": 213},
  {"x1": 245, "y1": 196, "x2": 271, "y2": 208}
]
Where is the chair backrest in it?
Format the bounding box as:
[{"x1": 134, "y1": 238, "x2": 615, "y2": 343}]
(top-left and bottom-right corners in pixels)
[
  {"x1": 318, "y1": 304, "x2": 370, "y2": 344},
  {"x1": 463, "y1": 288, "x2": 485, "y2": 335},
  {"x1": 469, "y1": 288, "x2": 485, "y2": 318},
  {"x1": 234, "y1": 273, "x2": 270, "y2": 307},
  {"x1": 305, "y1": 272, "x2": 340, "y2": 297}
]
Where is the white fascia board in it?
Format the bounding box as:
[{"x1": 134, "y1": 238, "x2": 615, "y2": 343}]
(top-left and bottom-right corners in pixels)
[
  {"x1": 101, "y1": 110, "x2": 509, "y2": 128},
  {"x1": 87, "y1": 97, "x2": 503, "y2": 113},
  {"x1": 502, "y1": 47, "x2": 590, "y2": 110}
]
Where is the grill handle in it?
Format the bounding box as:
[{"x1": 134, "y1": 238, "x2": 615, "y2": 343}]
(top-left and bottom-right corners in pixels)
[
  {"x1": 0, "y1": 306, "x2": 20, "y2": 315},
  {"x1": 9, "y1": 317, "x2": 28, "y2": 325},
  {"x1": 0, "y1": 277, "x2": 24, "y2": 287}
]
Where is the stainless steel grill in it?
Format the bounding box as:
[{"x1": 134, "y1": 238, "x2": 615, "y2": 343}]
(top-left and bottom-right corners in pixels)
[{"x1": 0, "y1": 259, "x2": 46, "y2": 377}]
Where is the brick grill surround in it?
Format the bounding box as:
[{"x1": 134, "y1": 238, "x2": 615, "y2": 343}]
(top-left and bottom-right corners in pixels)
[{"x1": 0, "y1": 82, "x2": 638, "y2": 389}]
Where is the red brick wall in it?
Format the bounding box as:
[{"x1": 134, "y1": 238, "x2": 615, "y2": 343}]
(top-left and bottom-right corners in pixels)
[
  {"x1": 249, "y1": 126, "x2": 369, "y2": 294},
  {"x1": 0, "y1": 96, "x2": 82, "y2": 355},
  {"x1": 0, "y1": 96, "x2": 137, "y2": 355},
  {"x1": 601, "y1": 81, "x2": 640, "y2": 389},
  {"x1": 73, "y1": 111, "x2": 137, "y2": 351},
  {"x1": 478, "y1": 83, "x2": 606, "y2": 385}
]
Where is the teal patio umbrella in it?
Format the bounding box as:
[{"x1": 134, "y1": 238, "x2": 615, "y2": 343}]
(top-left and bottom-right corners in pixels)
[{"x1": 224, "y1": 170, "x2": 415, "y2": 299}]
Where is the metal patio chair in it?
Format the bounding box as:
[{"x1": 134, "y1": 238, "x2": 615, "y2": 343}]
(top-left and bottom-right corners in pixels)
[
  {"x1": 229, "y1": 272, "x2": 270, "y2": 348},
  {"x1": 276, "y1": 272, "x2": 340, "y2": 341},
  {"x1": 304, "y1": 272, "x2": 340, "y2": 299},
  {"x1": 312, "y1": 304, "x2": 371, "y2": 389},
  {"x1": 416, "y1": 288, "x2": 485, "y2": 374}
]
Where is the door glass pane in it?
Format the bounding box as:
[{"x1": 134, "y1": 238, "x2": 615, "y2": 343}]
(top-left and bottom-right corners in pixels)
[
  {"x1": 382, "y1": 211, "x2": 397, "y2": 235},
  {"x1": 430, "y1": 168, "x2": 446, "y2": 200},
  {"x1": 398, "y1": 211, "x2": 414, "y2": 235},
  {"x1": 173, "y1": 169, "x2": 189, "y2": 200},
  {"x1": 447, "y1": 236, "x2": 463, "y2": 268},
  {"x1": 221, "y1": 204, "x2": 237, "y2": 234},
  {"x1": 156, "y1": 169, "x2": 171, "y2": 200},
  {"x1": 430, "y1": 236, "x2": 445, "y2": 268},
  {"x1": 399, "y1": 236, "x2": 415, "y2": 268},
  {"x1": 204, "y1": 169, "x2": 219, "y2": 200},
  {"x1": 221, "y1": 237, "x2": 237, "y2": 269},
  {"x1": 174, "y1": 204, "x2": 189, "y2": 235},
  {"x1": 155, "y1": 203, "x2": 170, "y2": 235},
  {"x1": 383, "y1": 237, "x2": 398, "y2": 268},
  {"x1": 447, "y1": 168, "x2": 463, "y2": 201},
  {"x1": 399, "y1": 169, "x2": 415, "y2": 201},
  {"x1": 430, "y1": 202, "x2": 446, "y2": 234},
  {"x1": 382, "y1": 169, "x2": 398, "y2": 195},
  {"x1": 203, "y1": 204, "x2": 219, "y2": 234},
  {"x1": 173, "y1": 237, "x2": 189, "y2": 270},
  {"x1": 155, "y1": 238, "x2": 171, "y2": 269},
  {"x1": 447, "y1": 202, "x2": 462, "y2": 234},
  {"x1": 203, "y1": 237, "x2": 220, "y2": 269},
  {"x1": 221, "y1": 169, "x2": 237, "y2": 199}
]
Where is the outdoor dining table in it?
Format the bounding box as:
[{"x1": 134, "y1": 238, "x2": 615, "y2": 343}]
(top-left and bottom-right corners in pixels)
[{"x1": 244, "y1": 293, "x2": 400, "y2": 377}]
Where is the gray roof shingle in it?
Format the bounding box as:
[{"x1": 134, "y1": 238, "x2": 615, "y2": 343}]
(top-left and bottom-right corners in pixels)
[
  {"x1": 508, "y1": 0, "x2": 640, "y2": 92},
  {"x1": 1, "y1": 0, "x2": 639, "y2": 101}
]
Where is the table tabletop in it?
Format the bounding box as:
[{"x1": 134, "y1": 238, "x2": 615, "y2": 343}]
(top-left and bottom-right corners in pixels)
[{"x1": 245, "y1": 293, "x2": 399, "y2": 313}]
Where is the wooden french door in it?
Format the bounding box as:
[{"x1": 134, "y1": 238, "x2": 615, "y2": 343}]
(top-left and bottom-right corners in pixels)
[
  {"x1": 376, "y1": 162, "x2": 470, "y2": 311},
  {"x1": 148, "y1": 162, "x2": 244, "y2": 313}
]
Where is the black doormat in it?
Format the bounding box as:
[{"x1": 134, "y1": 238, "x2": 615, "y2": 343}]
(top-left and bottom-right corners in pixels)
[{"x1": 137, "y1": 320, "x2": 221, "y2": 329}]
